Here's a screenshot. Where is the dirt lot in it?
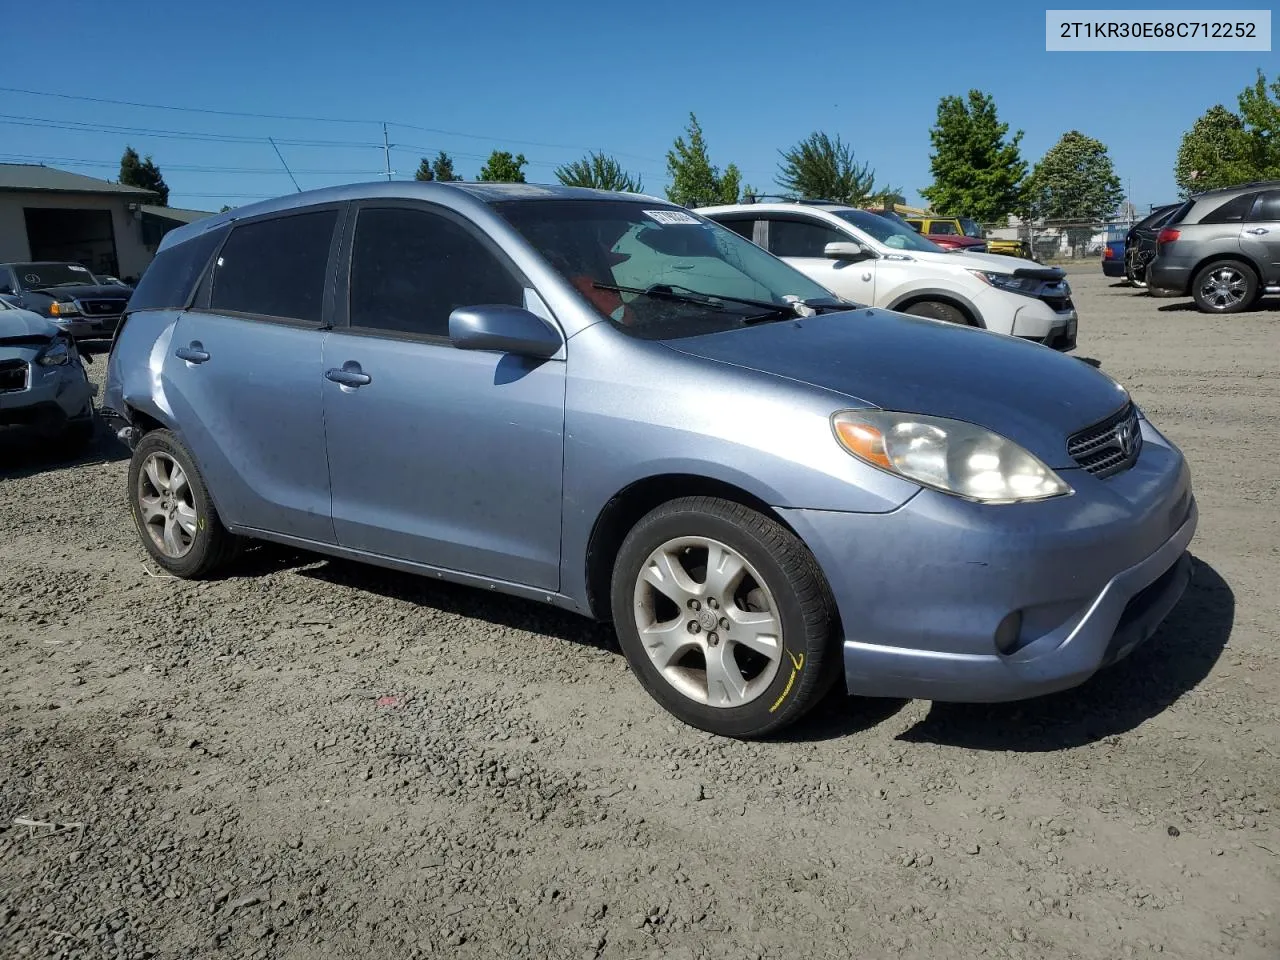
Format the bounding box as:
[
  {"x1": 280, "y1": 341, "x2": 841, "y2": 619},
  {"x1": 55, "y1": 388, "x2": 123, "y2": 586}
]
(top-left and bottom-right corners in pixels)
[{"x1": 1, "y1": 269, "x2": 1277, "y2": 960}]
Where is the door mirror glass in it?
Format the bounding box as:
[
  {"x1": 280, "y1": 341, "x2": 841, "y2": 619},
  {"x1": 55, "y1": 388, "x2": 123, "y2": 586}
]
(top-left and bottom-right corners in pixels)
[
  {"x1": 449, "y1": 304, "x2": 562, "y2": 359},
  {"x1": 824, "y1": 241, "x2": 872, "y2": 262}
]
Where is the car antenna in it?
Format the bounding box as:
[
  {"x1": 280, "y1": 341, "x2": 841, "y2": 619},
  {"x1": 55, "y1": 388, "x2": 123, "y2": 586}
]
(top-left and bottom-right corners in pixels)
[{"x1": 268, "y1": 137, "x2": 303, "y2": 193}]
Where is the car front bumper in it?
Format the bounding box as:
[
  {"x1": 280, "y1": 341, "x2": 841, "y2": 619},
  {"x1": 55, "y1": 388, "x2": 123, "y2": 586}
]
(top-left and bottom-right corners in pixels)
[
  {"x1": 0, "y1": 358, "x2": 95, "y2": 429},
  {"x1": 1011, "y1": 300, "x2": 1077, "y2": 352},
  {"x1": 54, "y1": 315, "x2": 121, "y2": 340},
  {"x1": 777, "y1": 423, "x2": 1196, "y2": 702}
]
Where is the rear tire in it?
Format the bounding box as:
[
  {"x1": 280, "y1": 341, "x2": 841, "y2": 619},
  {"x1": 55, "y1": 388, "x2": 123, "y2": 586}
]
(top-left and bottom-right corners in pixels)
[
  {"x1": 610, "y1": 496, "x2": 840, "y2": 738},
  {"x1": 1192, "y1": 260, "x2": 1258, "y2": 314},
  {"x1": 128, "y1": 429, "x2": 238, "y2": 578},
  {"x1": 901, "y1": 300, "x2": 971, "y2": 326}
]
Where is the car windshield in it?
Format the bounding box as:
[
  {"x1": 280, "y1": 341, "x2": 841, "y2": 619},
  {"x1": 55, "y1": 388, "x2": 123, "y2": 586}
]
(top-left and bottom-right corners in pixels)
[
  {"x1": 12, "y1": 263, "x2": 97, "y2": 288},
  {"x1": 493, "y1": 199, "x2": 844, "y2": 340},
  {"x1": 831, "y1": 210, "x2": 943, "y2": 253},
  {"x1": 959, "y1": 218, "x2": 983, "y2": 238}
]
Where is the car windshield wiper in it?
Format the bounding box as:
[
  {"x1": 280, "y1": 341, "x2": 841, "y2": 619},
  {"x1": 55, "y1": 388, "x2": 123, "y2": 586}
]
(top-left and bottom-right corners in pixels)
[{"x1": 592, "y1": 282, "x2": 848, "y2": 320}]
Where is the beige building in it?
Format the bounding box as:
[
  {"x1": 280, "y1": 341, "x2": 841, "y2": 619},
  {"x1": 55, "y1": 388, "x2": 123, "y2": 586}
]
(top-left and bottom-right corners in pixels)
[{"x1": 0, "y1": 164, "x2": 209, "y2": 282}]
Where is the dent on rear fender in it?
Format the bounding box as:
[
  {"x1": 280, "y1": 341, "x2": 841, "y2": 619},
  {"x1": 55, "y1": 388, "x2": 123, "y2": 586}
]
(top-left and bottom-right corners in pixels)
[{"x1": 115, "y1": 313, "x2": 179, "y2": 427}]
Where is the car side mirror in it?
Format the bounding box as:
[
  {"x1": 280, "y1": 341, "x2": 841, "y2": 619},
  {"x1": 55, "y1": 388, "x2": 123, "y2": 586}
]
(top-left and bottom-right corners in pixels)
[
  {"x1": 824, "y1": 241, "x2": 873, "y2": 262},
  {"x1": 449, "y1": 304, "x2": 563, "y2": 359}
]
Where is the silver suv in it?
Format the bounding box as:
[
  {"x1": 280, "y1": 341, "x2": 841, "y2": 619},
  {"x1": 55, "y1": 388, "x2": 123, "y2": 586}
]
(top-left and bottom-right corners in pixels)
[{"x1": 1147, "y1": 181, "x2": 1280, "y2": 313}]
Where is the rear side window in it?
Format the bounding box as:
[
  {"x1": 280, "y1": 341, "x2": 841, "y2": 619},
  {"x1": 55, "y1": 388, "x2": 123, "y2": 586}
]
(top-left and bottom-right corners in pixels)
[
  {"x1": 1249, "y1": 190, "x2": 1280, "y2": 222},
  {"x1": 210, "y1": 210, "x2": 337, "y2": 323},
  {"x1": 127, "y1": 225, "x2": 228, "y2": 312},
  {"x1": 1199, "y1": 192, "x2": 1257, "y2": 224},
  {"x1": 348, "y1": 206, "x2": 524, "y2": 338},
  {"x1": 716, "y1": 218, "x2": 757, "y2": 241},
  {"x1": 767, "y1": 218, "x2": 847, "y2": 258}
]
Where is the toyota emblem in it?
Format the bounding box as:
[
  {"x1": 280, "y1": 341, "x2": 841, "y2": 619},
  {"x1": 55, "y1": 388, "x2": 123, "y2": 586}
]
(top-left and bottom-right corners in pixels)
[{"x1": 1115, "y1": 421, "x2": 1133, "y2": 457}]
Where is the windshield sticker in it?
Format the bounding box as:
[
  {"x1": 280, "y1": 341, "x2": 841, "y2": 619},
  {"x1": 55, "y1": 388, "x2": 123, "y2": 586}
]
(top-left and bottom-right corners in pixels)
[
  {"x1": 68, "y1": 265, "x2": 89, "y2": 272},
  {"x1": 643, "y1": 210, "x2": 700, "y2": 225}
]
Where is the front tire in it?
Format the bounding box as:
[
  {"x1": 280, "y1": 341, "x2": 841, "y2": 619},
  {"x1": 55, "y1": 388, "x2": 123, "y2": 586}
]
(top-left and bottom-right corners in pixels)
[
  {"x1": 610, "y1": 496, "x2": 840, "y2": 738},
  {"x1": 128, "y1": 429, "x2": 237, "y2": 578},
  {"x1": 1192, "y1": 260, "x2": 1258, "y2": 314},
  {"x1": 901, "y1": 300, "x2": 970, "y2": 326}
]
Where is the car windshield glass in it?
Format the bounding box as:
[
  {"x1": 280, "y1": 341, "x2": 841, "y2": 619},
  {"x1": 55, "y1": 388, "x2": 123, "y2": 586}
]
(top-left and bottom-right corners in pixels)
[
  {"x1": 12, "y1": 263, "x2": 96, "y2": 288},
  {"x1": 831, "y1": 210, "x2": 942, "y2": 252},
  {"x1": 959, "y1": 218, "x2": 983, "y2": 238},
  {"x1": 493, "y1": 199, "x2": 843, "y2": 340}
]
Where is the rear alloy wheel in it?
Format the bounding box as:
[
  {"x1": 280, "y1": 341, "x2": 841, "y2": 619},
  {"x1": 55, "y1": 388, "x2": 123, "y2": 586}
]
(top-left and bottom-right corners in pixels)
[
  {"x1": 610, "y1": 496, "x2": 839, "y2": 738},
  {"x1": 1192, "y1": 261, "x2": 1258, "y2": 314},
  {"x1": 901, "y1": 300, "x2": 970, "y2": 326},
  {"x1": 129, "y1": 429, "x2": 238, "y2": 578}
]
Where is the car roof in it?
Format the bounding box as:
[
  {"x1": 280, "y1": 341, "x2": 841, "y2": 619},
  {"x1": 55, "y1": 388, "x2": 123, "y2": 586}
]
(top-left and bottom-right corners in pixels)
[
  {"x1": 698, "y1": 202, "x2": 858, "y2": 216},
  {"x1": 1191, "y1": 179, "x2": 1280, "y2": 199},
  {"x1": 157, "y1": 180, "x2": 669, "y2": 252}
]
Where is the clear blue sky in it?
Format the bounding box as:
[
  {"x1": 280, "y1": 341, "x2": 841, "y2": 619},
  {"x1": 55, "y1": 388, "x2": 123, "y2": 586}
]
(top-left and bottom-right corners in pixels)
[{"x1": 0, "y1": 0, "x2": 1271, "y2": 213}]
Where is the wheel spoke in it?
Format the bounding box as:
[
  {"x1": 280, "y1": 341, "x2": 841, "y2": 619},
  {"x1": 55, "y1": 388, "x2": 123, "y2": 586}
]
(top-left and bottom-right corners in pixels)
[
  {"x1": 725, "y1": 607, "x2": 782, "y2": 660},
  {"x1": 641, "y1": 549, "x2": 700, "y2": 605},
  {"x1": 640, "y1": 619, "x2": 700, "y2": 669},
  {"x1": 174, "y1": 502, "x2": 198, "y2": 536},
  {"x1": 169, "y1": 463, "x2": 189, "y2": 498},
  {"x1": 138, "y1": 494, "x2": 165, "y2": 523},
  {"x1": 702, "y1": 542, "x2": 746, "y2": 601},
  {"x1": 144, "y1": 456, "x2": 168, "y2": 494},
  {"x1": 705, "y1": 642, "x2": 749, "y2": 706},
  {"x1": 161, "y1": 517, "x2": 184, "y2": 556}
]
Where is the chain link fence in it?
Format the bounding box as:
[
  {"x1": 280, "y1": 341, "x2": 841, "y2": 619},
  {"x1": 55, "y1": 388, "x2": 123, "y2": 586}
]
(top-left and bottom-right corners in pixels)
[{"x1": 980, "y1": 218, "x2": 1131, "y2": 263}]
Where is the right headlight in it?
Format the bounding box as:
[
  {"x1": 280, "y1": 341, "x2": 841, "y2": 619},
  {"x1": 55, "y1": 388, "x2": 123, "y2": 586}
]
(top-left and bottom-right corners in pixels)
[{"x1": 832, "y1": 410, "x2": 1072, "y2": 503}]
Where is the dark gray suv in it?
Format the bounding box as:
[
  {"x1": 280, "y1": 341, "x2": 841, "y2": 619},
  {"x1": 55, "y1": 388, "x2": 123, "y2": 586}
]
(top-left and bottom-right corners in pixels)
[{"x1": 1147, "y1": 181, "x2": 1280, "y2": 313}]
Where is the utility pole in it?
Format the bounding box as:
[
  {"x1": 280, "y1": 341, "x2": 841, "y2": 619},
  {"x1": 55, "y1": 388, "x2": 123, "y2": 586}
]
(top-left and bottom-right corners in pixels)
[{"x1": 383, "y1": 123, "x2": 392, "y2": 181}]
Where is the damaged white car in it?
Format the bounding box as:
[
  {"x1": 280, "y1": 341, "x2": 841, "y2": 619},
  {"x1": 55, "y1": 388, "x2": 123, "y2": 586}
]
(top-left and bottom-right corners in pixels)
[{"x1": 0, "y1": 298, "x2": 96, "y2": 452}]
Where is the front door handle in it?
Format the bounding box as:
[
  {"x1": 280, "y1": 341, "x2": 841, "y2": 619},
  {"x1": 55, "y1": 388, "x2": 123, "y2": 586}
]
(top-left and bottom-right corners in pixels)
[
  {"x1": 1246, "y1": 227, "x2": 1269, "y2": 235},
  {"x1": 175, "y1": 342, "x2": 210, "y2": 364},
  {"x1": 325, "y1": 362, "x2": 371, "y2": 388}
]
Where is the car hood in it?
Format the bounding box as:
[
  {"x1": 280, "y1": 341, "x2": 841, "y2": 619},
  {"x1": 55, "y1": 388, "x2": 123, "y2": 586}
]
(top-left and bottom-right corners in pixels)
[
  {"x1": 900, "y1": 248, "x2": 1051, "y2": 274},
  {"x1": 25, "y1": 283, "x2": 130, "y2": 302},
  {"x1": 661, "y1": 309, "x2": 1129, "y2": 469},
  {"x1": 0, "y1": 308, "x2": 59, "y2": 341}
]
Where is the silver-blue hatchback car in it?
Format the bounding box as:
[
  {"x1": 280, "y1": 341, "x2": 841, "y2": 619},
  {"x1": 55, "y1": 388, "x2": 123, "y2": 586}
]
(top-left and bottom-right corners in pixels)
[{"x1": 102, "y1": 182, "x2": 1197, "y2": 738}]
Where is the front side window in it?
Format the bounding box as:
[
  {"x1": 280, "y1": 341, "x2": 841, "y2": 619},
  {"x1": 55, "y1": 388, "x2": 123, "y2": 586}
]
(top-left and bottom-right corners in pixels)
[
  {"x1": 210, "y1": 210, "x2": 337, "y2": 323},
  {"x1": 494, "y1": 199, "x2": 839, "y2": 341},
  {"x1": 959, "y1": 218, "x2": 983, "y2": 238},
  {"x1": 348, "y1": 207, "x2": 524, "y2": 338},
  {"x1": 766, "y1": 219, "x2": 848, "y2": 258},
  {"x1": 833, "y1": 210, "x2": 943, "y2": 253}
]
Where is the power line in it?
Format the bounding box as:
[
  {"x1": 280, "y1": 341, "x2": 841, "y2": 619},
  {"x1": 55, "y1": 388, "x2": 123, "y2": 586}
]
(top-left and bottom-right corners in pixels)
[
  {"x1": 0, "y1": 153, "x2": 386, "y2": 175},
  {"x1": 0, "y1": 114, "x2": 381, "y2": 148},
  {"x1": 0, "y1": 85, "x2": 661, "y2": 163}
]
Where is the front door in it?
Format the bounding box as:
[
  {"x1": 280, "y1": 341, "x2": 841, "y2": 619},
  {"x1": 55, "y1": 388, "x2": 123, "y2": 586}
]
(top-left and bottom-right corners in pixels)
[
  {"x1": 322, "y1": 203, "x2": 566, "y2": 591},
  {"x1": 763, "y1": 216, "x2": 877, "y2": 305},
  {"x1": 165, "y1": 207, "x2": 340, "y2": 543}
]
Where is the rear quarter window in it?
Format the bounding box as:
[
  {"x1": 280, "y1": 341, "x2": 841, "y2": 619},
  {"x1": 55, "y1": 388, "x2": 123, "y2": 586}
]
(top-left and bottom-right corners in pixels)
[
  {"x1": 1197, "y1": 193, "x2": 1256, "y2": 225},
  {"x1": 127, "y1": 225, "x2": 229, "y2": 312}
]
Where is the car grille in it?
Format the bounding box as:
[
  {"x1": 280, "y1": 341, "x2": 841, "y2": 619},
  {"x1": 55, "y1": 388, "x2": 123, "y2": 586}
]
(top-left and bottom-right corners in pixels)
[
  {"x1": 0, "y1": 358, "x2": 29, "y2": 393},
  {"x1": 1067, "y1": 402, "x2": 1143, "y2": 478},
  {"x1": 1041, "y1": 295, "x2": 1074, "y2": 312},
  {"x1": 79, "y1": 298, "x2": 127, "y2": 316}
]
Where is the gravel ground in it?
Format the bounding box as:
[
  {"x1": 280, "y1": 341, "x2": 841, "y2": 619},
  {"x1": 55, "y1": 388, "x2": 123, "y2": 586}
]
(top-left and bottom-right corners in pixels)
[{"x1": 1, "y1": 269, "x2": 1277, "y2": 960}]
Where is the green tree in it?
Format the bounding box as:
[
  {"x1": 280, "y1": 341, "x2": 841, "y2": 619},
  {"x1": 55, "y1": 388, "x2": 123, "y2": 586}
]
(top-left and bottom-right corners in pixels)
[
  {"x1": 414, "y1": 157, "x2": 435, "y2": 181},
  {"x1": 119, "y1": 146, "x2": 169, "y2": 205},
  {"x1": 219, "y1": 204, "x2": 232, "y2": 213},
  {"x1": 1234, "y1": 70, "x2": 1280, "y2": 178},
  {"x1": 477, "y1": 150, "x2": 527, "y2": 183},
  {"x1": 665, "y1": 113, "x2": 741, "y2": 207},
  {"x1": 554, "y1": 151, "x2": 643, "y2": 192},
  {"x1": 776, "y1": 132, "x2": 878, "y2": 205},
  {"x1": 921, "y1": 90, "x2": 1026, "y2": 223},
  {"x1": 431, "y1": 151, "x2": 461, "y2": 182},
  {"x1": 1021, "y1": 131, "x2": 1124, "y2": 222},
  {"x1": 1174, "y1": 105, "x2": 1250, "y2": 194}
]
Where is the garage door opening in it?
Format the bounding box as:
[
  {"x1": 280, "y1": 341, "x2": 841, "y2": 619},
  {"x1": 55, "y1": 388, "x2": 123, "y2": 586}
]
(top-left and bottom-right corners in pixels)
[{"x1": 23, "y1": 207, "x2": 119, "y2": 277}]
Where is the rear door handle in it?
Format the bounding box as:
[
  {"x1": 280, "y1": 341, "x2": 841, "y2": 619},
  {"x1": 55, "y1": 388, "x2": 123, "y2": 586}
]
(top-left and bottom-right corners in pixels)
[
  {"x1": 325, "y1": 363, "x2": 371, "y2": 388},
  {"x1": 175, "y1": 342, "x2": 210, "y2": 364},
  {"x1": 1246, "y1": 227, "x2": 1270, "y2": 235}
]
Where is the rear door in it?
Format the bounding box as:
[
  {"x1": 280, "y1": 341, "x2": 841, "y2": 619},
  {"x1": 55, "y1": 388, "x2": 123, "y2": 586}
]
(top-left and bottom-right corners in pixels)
[
  {"x1": 166, "y1": 207, "x2": 341, "y2": 543},
  {"x1": 1241, "y1": 190, "x2": 1280, "y2": 282},
  {"x1": 321, "y1": 202, "x2": 566, "y2": 589},
  {"x1": 762, "y1": 214, "x2": 876, "y2": 304}
]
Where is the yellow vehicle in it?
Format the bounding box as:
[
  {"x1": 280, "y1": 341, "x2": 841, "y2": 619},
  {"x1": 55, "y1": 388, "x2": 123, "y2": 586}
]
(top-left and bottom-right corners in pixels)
[{"x1": 906, "y1": 216, "x2": 1033, "y2": 260}]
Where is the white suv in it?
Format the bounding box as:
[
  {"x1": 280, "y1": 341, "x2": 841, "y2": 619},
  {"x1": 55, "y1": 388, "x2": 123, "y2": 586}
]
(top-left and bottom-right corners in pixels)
[{"x1": 697, "y1": 201, "x2": 1078, "y2": 350}]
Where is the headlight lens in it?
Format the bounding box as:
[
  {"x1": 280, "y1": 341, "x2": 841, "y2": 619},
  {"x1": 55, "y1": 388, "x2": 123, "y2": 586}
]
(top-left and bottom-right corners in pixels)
[
  {"x1": 967, "y1": 270, "x2": 1039, "y2": 295},
  {"x1": 49, "y1": 301, "x2": 81, "y2": 317},
  {"x1": 832, "y1": 410, "x2": 1072, "y2": 503},
  {"x1": 37, "y1": 338, "x2": 72, "y2": 367}
]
